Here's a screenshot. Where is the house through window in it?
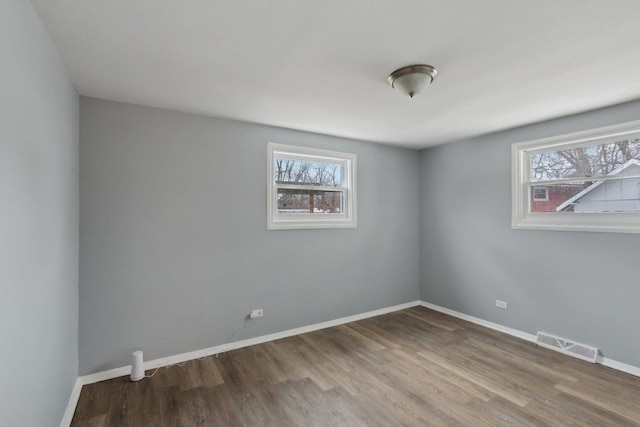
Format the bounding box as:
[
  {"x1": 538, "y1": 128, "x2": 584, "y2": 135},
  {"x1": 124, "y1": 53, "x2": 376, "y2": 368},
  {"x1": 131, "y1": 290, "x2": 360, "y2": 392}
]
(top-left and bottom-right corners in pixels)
[{"x1": 512, "y1": 120, "x2": 640, "y2": 233}]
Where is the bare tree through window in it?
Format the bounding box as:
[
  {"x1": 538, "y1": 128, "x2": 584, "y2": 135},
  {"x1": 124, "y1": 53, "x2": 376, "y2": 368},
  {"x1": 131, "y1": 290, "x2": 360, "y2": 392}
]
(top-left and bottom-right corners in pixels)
[
  {"x1": 267, "y1": 143, "x2": 356, "y2": 230},
  {"x1": 529, "y1": 139, "x2": 640, "y2": 212},
  {"x1": 274, "y1": 159, "x2": 343, "y2": 214}
]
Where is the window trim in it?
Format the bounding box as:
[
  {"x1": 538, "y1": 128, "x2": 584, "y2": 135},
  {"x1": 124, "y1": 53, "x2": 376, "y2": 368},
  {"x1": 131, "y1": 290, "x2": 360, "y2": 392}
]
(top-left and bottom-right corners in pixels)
[
  {"x1": 267, "y1": 142, "x2": 357, "y2": 230},
  {"x1": 512, "y1": 120, "x2": 640, "y2": 234}
]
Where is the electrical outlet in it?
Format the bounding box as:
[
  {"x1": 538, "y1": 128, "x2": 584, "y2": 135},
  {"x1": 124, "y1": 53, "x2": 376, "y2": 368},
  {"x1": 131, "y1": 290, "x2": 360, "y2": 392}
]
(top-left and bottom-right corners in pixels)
[
  {"x1": 249, "y1": 309, "x2": 264, "y2": 319},
  {"x1": 495, "y1": 300, "x2": 508, "y2": 309}
]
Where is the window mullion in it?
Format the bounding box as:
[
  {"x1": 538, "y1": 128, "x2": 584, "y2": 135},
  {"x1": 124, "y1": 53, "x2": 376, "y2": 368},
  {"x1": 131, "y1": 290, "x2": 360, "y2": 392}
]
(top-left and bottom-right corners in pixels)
[
  {"x1": 275, "y1": 184, "x2": 346, "y2": 192},
  {"x1": 526, "y1": 172, "x2": 640, "y2": 186}
]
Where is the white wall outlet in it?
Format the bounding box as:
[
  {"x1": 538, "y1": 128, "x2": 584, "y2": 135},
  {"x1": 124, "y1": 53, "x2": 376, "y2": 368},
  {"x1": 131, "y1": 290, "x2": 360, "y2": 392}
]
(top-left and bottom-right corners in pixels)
[
  {"x1": 495, "y1": 300, "x2": 508, "y2": 309},
  {"x1": 249, "y1": 309, "x2": 264, "y2": 319}
]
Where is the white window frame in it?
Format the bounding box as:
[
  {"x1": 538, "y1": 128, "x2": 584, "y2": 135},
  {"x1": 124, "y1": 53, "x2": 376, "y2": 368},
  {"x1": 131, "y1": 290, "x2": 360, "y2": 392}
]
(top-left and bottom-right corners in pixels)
[
  {"x1": 267, "y1": 142, "x2": 357, "y2": 230},
  {"x1": 512, "y1": 120, "x2": 640, "y2": 234}
]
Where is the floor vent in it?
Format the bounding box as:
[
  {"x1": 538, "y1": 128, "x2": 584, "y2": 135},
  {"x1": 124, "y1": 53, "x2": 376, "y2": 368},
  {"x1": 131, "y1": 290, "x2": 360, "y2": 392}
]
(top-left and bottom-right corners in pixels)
[{"x1": 536, "y1": 332, "x2": 598, "y2": 363}]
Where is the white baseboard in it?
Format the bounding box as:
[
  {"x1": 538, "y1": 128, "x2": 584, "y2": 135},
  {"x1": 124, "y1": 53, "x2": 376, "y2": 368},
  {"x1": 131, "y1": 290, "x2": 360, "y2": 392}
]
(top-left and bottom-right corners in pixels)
[
  {"x1": 61, "y1": 298, "x2": 640, "y2": 426},
  {"x1": 59, "y1": 377, "x2": 83, "y2": 427},
  {"x1": 598, "y1": 356, "x2": 640, "y2": 377},
  {"x1": 61, "y1": 300, "x2": 419, "y2": 426},
  {"x1": 418, "y1": 301, "x2": 537, "y2": 342},
  {"x1": 419, "y1": 300, "x2": 640, "y2": 378},
  {"x1": 77, "y1": 300, "x2": 422, "y2": 387}
]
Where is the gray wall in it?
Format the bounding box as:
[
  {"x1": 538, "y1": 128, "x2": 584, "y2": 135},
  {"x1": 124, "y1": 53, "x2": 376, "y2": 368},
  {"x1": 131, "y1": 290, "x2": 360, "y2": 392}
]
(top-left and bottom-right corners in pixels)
[
  {"x1": 0, "y1": 2, "x2": 79, "y2": 425},
  {"x1": 420, "y1": 100, "x2": 640, "y2": 367},
  {"x1": 79, "y1": 97, "x2": 420, "y2": 375}
]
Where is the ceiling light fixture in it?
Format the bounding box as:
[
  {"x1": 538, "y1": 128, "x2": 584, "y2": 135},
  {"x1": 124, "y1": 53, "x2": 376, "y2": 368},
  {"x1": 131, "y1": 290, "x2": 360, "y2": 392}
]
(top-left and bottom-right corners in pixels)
[{"x1": 388, "y1": 64, "x2": 437, "y2": 98}]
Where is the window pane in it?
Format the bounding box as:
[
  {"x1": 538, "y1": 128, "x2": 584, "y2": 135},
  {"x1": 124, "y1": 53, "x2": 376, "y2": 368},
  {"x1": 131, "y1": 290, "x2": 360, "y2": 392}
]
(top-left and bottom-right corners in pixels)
[
  {"x1": 530, "y1": 178, "x2": 640, "y2": 213},
  {"x1": 274, "y1": 159, "x2": 342, "y2": 187},
  {"x1": 277, "y1": 189, "x2": 344, "y2": 214},
  {"x1": 530, "y1": 139, "x2": 640, "y2": 182}
]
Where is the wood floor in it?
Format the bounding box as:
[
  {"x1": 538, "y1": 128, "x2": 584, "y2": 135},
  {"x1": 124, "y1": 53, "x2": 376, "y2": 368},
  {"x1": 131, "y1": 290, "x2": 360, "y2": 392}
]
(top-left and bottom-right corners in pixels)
[{"x1": 71, "y1": 307, "x2": 640, "y2": 426}]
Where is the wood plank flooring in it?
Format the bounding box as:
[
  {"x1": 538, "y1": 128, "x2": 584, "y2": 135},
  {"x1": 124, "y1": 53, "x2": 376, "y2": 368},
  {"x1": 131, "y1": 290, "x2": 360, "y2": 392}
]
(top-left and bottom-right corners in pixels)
[{"x1": 71, "y1": 307, "x2": 640, "y2": 426}]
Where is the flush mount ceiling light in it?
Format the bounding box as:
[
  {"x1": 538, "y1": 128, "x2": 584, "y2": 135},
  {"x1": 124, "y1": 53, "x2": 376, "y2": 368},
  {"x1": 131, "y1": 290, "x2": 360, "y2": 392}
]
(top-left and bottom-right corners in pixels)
[{"x1": 388, "y1": 64, "x2": 438, "y2": 98}]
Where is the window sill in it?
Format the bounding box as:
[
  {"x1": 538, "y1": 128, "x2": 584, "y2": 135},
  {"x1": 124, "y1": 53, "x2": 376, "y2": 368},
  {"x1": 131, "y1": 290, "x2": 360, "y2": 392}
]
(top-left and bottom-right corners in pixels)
[{"x1": 512, "y1": 212, "x2": 640, "y2": 234}]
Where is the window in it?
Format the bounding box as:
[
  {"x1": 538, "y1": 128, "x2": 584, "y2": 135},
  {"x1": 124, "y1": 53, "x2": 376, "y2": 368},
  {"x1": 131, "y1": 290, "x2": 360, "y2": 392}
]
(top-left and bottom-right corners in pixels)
[
  {"x1": 267, "y1": 142, "x2": 356, "y2": 230},
  {"x1": 512, "y1": 120, "x2": 640, "y2": 233},
  {"x1": 532, "y1": 187, "x2": 549, "y2": 201}
]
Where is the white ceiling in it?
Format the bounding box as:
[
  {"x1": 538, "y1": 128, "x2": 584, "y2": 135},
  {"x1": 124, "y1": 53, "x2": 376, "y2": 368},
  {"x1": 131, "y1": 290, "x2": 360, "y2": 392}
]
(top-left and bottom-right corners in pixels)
[{"x1": 32, "y1": 0, "x2": 640, "y2": 149}]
